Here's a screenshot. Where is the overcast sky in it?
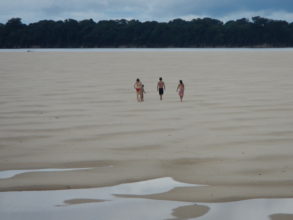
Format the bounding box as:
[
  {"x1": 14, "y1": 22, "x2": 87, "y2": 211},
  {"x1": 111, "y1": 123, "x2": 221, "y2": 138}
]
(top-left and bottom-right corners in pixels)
[{"x1": 1, "y1": 0, "x2": 293, "y2": 24}]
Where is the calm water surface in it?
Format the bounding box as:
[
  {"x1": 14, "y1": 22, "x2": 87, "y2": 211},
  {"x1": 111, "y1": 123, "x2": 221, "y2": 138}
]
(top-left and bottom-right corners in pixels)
[{"x1": 0, "y1": 177, "x2": 293, "y2": 220}]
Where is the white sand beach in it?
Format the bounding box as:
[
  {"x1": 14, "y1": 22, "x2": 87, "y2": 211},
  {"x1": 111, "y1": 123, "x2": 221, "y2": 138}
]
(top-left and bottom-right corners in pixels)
[{"x1": 1, "y1": 50, "x2": 293, "y2": 218}]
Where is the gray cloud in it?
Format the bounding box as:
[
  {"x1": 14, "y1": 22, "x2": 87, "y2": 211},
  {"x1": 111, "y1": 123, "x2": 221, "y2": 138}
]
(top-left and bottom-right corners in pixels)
[
  {"x1": 147, "y1": 0, "x2": 293, "y2": 18},
  {"x1": 1, "y1": 0, "x2": 293, "y2": 23}
]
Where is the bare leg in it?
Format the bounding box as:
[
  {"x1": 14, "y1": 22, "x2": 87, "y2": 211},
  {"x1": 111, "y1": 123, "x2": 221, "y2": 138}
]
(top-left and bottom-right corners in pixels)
[{"x1": 137, "y1": 93, "x2": 140, "y2": 102}]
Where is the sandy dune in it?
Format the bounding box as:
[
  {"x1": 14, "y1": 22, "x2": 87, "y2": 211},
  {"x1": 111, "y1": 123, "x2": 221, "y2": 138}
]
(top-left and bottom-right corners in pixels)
[{"x1": 0, "y1": 50, "x2": 293, "y2": 202}]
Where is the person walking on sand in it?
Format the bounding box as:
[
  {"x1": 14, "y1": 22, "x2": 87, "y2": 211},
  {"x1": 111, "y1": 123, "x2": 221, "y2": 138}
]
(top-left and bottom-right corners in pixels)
[
  {"x1": 134, "y1": 78, "x2": 143, "y2": 102},
  {"x1": 140, "y1": 84, "x2": 146, "y2": 102},
  {"x1": 157, "y1": 77, "x2": 165, "y2": 100},
  {"x1": 176, "y1": 80, "x2": 185, "y2": 102}
]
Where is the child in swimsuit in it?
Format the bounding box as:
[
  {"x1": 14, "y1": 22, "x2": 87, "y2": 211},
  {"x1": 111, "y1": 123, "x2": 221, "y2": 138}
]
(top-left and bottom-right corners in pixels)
[
  {"x1": 134, "y1": 78, "x2": 142, "y2": 102},
  {"x1": 140, "y1": 84, "x2": 146, "y2": 102}
]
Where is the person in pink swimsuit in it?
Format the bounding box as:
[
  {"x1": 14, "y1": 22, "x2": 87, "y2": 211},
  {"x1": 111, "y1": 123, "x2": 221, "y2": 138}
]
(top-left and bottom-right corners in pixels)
[{"x1": 176, "y1": 80, "x2": 185, "y2": 102}]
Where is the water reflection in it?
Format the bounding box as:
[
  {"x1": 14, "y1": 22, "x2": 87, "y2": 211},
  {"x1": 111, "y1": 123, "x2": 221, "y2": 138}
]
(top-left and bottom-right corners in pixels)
[
  {"x1": 0, "y1": 168, "x2": 92, "y2": 179},
  {"x1": 0, "y1": 177, "x2": 194, "y2": 220},
  {"x1": 197, "y1": 199, "x2": 293, "y2": 220},
  {"x1": 0, "y1": 177, "x2": 293, "y2": 220}
]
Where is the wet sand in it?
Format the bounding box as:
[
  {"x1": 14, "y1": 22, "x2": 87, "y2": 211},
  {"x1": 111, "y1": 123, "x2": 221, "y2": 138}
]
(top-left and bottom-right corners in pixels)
[
  {"x1": 63, "y1": 199, "x2": 107, "y2": 205},
  {"x1": 270, "y1": 214, "x2": 293, "y2": 220},
  {"x1": 170, "y1": 204, "x2": 210, "y2": 219},
  {"x1": 1, "y1": 50, "x2": 293, "y2": 203}
]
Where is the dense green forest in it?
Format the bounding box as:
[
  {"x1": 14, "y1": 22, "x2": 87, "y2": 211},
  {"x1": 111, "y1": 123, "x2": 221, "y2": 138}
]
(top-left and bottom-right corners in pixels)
[{"x1": 0, "y1": 17, "x2": 293, "y2": 48}]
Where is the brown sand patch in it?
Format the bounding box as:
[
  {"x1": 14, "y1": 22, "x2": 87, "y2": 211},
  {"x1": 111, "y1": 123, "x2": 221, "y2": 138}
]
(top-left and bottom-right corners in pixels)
[
  {"x1": 270, "y1": 214, "x2": 293, "y2": 220},
  {"x1": 170, "y1": 204, "x2": 210, "y2": 220},
  {"x1": 64, "y1": 199, "x2": 108, "y2": 205}
]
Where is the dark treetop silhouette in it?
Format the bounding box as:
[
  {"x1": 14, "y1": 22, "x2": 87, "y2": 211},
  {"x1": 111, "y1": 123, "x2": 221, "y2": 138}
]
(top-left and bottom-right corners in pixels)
[{"x1": 1, "y1": 17, "x2": 293, "y2": 48}]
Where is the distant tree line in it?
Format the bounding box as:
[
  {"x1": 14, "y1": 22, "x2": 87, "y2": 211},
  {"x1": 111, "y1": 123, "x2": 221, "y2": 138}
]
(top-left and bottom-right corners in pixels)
[{"x1": 0, "y1": 17, "x2": 293, "y2": 48}]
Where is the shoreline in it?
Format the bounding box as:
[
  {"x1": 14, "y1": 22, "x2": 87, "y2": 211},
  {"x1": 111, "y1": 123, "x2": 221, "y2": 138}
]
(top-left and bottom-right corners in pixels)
[
  {"x1": 1, "y1": 157, "x2": 293, "y2": 203},
  {"x1": 1, "y1": 48, "x2": 293, "y2": 52}
]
